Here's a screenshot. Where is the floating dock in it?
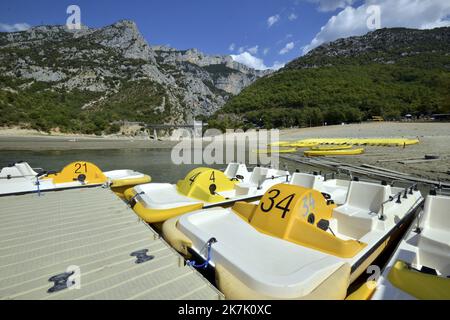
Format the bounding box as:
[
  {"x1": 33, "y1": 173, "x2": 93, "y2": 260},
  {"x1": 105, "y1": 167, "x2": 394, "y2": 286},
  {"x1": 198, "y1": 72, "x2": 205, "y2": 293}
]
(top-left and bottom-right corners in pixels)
[{"x1": 0, "y1": 187, "x2": 222, "y2": 300}]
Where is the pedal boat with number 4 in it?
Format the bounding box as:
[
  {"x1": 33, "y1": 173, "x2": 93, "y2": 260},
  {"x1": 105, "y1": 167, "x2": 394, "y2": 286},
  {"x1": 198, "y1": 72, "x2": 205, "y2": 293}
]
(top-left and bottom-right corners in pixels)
[
  {"x1": 0, "y1": 161, "x2": 151, "y2": 198},
  {"x1": 162, "y1": 181, "x2": 423, "y2": 300},
  {"x1": 124, "y1": 163, "x2": 290, "y2": 223},
  {"x1": 353, "y1": 191, "x2": 450, "y2": 300}
]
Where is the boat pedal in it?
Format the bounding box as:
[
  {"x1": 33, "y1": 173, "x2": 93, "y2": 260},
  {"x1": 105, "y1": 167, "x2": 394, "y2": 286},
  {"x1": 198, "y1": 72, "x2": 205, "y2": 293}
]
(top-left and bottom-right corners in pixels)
[
  {"x1": 130, "y1": 249, "x2": 154, "y2": 264},
  {"x1": 47, "y1": 271, "x2": 75, "y2": 293}
]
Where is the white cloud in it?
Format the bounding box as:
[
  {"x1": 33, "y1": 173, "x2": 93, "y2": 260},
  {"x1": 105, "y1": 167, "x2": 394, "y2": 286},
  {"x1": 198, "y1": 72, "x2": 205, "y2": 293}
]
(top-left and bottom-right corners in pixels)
[
  {"x1": 267, "y1": 14, "x2": 280, "y2": 27},
  {"x1": 231, "y1": 52, "x2": 284, "y2": 70},
  {"x1": 248, "y1": 45, "x2": 259, "y2": 54},
  {"x1": 271, "y1": 61, "x2": 286, "y2": 70},
  {"x1": 308, "y1": 0, "x2": 356, "y2": 12},
  {"x1": 288, "y1": 13, "x2": 298, "y2": 21},
  {"x1": 228, "y1": 43, "x2": 235, "y2": 51},
  {"x1": 238, "y1": 46, "x2": 245, "y2": 53},
  {"x1": 303, "y1": 0, "x2": 450, "y2": 54},
  {"x1": 279, "y1": 42, "x2": 295, "y2": 55},
  {"x1": 0, "y1": 22, "x2": 30, "y2": 32},
  {"x1": 263, "y1": 48, "x2": 270, "y2": 55}
]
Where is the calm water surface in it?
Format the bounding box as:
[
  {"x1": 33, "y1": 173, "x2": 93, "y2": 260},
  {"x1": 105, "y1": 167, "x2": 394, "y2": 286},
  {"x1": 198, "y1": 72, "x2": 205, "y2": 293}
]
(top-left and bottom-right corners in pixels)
[{"x1": 0, "y1": 149, "x2": 312, "y2": 183}]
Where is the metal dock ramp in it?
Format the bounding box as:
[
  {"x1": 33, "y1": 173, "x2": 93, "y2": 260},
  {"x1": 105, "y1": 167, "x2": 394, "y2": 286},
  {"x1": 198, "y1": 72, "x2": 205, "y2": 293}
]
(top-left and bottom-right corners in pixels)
[{"x1": 0, "y1": 187, "x2": 223, "y2": 300}]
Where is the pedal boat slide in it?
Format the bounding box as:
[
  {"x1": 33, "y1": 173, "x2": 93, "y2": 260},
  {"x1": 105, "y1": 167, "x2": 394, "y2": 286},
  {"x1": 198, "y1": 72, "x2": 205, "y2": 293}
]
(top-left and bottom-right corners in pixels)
[{"x1": 162, "y1": 180, "x2": 424, "y2": 299}]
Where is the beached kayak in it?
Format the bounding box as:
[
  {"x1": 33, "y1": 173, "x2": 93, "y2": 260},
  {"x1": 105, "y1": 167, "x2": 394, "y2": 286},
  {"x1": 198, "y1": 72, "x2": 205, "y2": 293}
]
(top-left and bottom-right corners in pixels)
[
  {"x1": 295, "y1": 138, "x2": 419, "y2": 147},
  {"x1": 124, "y1": 163, "x2": 290, "y2": 223},
  {"x1": 0, "y1": 161, "x2": 151, "y2": 198},
  {"x1": 254, "y1": 148, "x2": 298, "y2": 154},
  {"x1": 310, "y1": 145, "x2": 353, "y2": 151},
  {"x1": 163, "y1": 181, "x2": 423, "y2": 299},
  {"x1": 304, "y1": 148, "x2": 365, "y2": 157}
]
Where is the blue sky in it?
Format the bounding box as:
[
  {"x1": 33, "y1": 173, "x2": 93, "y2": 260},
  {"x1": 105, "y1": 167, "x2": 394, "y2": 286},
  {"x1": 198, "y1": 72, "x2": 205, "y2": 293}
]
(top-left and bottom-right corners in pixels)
[{"x1": 1, "y1": 0, "x2": 450, "y2": 70}]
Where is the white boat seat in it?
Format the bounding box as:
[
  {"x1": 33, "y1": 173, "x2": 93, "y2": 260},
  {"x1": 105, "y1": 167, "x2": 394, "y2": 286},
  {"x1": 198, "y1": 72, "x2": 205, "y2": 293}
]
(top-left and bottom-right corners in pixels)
[
  {"x1": 104, "y1": 170, "x2": 144, "y2": 180},
  {"x1": 332, "y1": 182, "x2": 390, "y2": 239},
  {"x1": 178, "y1": 208, "x2": 347, "y2": 299},
  {"x1": 16, "y1": 162, "x2": 39, "y2": 177},
  {"x1": 417, "y1": 195, "x2": 450, "y2": 275},
  {"x1": 321, "y1": 185, "x2": 348, "y2": 205},
  {"x1": 336, "y1": 181, "x2": 392, "y2": 214},
  {"x1": 134, "y1": 183, "x2": 202, "y2": 209},
  {"x1": 233, "y1": 183, "x2": 258, "y2": 196},
  {"x1": 249, "y1": 167, "x2": 269, "y2": 187},
  {"x1": 0, "y1": 162, "x2": 38, "y2": 178},
  {"x1": 290, "y1": 173, "x2": 324, "y2": 189}
]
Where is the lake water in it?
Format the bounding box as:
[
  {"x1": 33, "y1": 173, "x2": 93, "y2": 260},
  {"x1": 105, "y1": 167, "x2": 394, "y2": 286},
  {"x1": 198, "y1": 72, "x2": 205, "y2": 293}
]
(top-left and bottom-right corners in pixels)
[{"x1": 0, "y1": 149, "x2": 312, "y2": 183}]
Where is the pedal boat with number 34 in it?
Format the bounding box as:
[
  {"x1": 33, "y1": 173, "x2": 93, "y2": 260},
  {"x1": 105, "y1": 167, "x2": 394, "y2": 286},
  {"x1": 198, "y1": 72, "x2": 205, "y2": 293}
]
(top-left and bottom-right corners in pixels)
[
  {"x1": 0, "y1": 161, "x2": 151, "y2": 198},
  {"x1": 355, "y1": 191, "x2": 450, "y2": 300},
  {"x1": 162, "y1": 181, "x2": 423, "y2": 300},
  {"x1": 124, "y1": 163, "x2": 290, "y2": 223}
]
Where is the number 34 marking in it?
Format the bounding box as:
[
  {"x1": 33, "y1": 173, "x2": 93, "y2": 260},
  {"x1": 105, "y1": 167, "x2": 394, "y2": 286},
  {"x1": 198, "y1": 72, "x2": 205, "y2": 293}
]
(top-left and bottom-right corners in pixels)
[{"x1": 260, "y1": 189, "x2": 296, "y2": 219}]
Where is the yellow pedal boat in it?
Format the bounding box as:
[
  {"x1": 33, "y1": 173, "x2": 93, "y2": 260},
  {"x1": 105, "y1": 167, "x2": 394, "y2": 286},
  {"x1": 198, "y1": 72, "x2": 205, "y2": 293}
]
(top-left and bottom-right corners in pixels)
[
  {"x1": 163, "y1": 181, "x2": 423, "y2": 299},
  {"x1": 0, "y1": 161, "x2": 151, "y2": 198},
  {"x1": 124, "y1": 163, "x2": 290, "y2": 223}
]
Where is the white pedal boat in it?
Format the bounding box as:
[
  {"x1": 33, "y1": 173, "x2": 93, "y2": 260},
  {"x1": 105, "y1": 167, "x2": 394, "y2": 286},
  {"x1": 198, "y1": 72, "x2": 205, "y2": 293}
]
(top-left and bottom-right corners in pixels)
[
  {"x1": 0, "y1": 161, "x2": 151, "y2": 198},
  {"x1": 163, "y1": 181, "x2": 423, "y2": 299},
  {"x1": 124, "y1": 163, "x2": 290, "y2": 223},
  {"x1": 358, "y1": 192, "x2": 450, "y2": 300}
]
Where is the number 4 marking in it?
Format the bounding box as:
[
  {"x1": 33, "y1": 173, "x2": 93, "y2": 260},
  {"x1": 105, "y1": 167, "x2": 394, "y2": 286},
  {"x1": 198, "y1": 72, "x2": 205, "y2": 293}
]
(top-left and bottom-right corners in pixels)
[
  {"x1": 275, "y1": 194, "x2": 295, "y2": 219},
  {"x1": 189, "y1": 172, "x2": 201, "y2": 185}
]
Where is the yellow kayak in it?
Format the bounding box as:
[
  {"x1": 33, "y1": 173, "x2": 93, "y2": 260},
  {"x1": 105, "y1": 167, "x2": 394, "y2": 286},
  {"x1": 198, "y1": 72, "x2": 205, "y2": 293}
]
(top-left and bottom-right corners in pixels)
[
  {"x1": 296, "y1": 138, "x2": 419, "y2": 147},
  {"x1": 304, "y1": 148, "x2": 365, "y2": 157},
  {"x1": 254, "y1": 148, "x2": 298, "y2": 154},
  {"x1": 310, "y1": 145, "x2": 353, "y2": 151}
]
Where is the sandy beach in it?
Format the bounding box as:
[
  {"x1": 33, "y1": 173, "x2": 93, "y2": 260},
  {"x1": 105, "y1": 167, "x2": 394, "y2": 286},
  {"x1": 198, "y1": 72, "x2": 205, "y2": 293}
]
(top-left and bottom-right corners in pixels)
[{"x1": 279, "y1": 122, "x2": 450, "y2": 183}]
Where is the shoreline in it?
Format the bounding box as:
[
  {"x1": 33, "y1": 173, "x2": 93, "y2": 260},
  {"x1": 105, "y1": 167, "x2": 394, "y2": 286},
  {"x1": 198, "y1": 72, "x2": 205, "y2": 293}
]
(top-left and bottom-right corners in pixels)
[{"x1": 0, "y1": 122, "x2": 449, "y2": 183}]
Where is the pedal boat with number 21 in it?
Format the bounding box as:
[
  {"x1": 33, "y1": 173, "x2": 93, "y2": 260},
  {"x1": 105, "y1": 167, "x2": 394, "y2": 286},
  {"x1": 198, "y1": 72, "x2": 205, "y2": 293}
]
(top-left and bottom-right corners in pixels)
[
  {"x1": 124, "y1": 163, "x2": 290, "y2": 223},
  {"x1": 0, "y1": 161, "x2": 151, "y2": 199},
  {"x1": 163, "y1": 181, "x2": 424, "y2": 299}
]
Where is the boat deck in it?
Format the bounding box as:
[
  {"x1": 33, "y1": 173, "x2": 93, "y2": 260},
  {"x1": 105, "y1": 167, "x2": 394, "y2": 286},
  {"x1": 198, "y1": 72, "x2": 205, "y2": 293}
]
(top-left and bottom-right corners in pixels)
[{"x1": 0, "y1": 187, "x2": 222, "y2": 300}]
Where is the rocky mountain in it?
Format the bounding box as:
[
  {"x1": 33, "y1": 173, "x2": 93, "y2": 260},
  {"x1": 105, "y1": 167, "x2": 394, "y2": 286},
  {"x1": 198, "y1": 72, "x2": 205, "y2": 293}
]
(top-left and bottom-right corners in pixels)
[
  {"x1": 0, "y1": 20, "x2": 269, "y2": 134},
  {"x1": 217, "y1": 27, "x2": 450, "y2": 129}
]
